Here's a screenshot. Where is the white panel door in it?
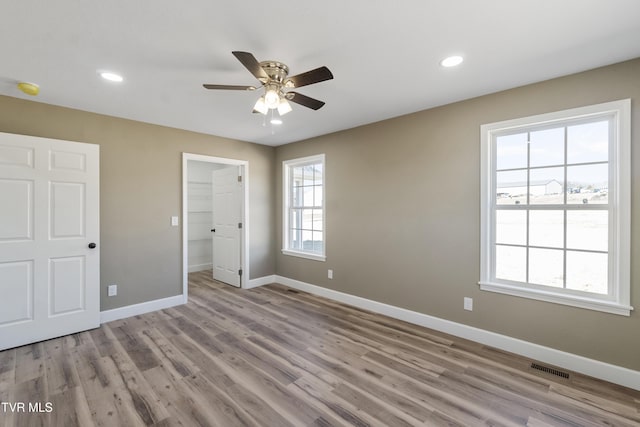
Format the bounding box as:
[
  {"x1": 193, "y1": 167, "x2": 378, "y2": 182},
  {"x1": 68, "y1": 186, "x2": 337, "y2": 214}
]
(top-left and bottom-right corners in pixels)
[
  {"x1": 211, "y1": 166, "x2": 242, "y2": 287},
  {"x1": 0, "y1": 132, "x2": 99, "y2": 351}
]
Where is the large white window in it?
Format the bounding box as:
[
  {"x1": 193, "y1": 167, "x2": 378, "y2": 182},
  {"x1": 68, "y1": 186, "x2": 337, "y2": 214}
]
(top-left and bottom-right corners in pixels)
[
  {"x1": 480, "y1": 100, "x2": 631, "y2": 315},
  {"x1": 283, "y1": 154, "x2": 325, "y2": 261}
]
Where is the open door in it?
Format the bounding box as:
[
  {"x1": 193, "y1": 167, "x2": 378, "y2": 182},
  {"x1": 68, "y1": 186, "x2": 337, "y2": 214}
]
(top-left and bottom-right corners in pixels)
[
  {"x1": 0, "y1": 132, "x2": 100, "y2": 350},
  {"x1": 211, "y1": 165, "x2": 242, "y2": 287}
]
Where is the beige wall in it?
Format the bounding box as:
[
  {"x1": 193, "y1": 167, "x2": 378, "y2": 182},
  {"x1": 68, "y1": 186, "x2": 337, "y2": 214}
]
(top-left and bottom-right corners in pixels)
[
  {"x1": 275, "y1": 58, "x2": 640, "y2": 371},
  {"x1": 0, "y1": 96, "x2": 276, "y2": 311}
]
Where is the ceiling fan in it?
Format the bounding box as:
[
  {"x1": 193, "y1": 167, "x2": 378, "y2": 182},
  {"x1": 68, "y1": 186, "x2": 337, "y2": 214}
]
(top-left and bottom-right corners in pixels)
[{"x1": 203, "y1": 51, "x2": 333, "y2": 116}]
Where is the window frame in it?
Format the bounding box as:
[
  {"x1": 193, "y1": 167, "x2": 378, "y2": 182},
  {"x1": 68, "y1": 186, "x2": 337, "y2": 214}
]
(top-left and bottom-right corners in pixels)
[
  {"x1": 479, "y1": 100, "x2": 632, "y2": 316},
  {"x1": 282, "y1": 154, "x2": 326, "y2": 262}
]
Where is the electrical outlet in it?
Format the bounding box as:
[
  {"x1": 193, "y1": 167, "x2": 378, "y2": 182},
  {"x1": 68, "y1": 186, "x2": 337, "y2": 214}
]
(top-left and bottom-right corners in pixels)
[
  {"x1": 171, "y1": 216, "x2": 179, "y2": 226},
  {"x1": 328, "y1": 269, "x2": 333, "y2": 279},
  {"x1": 108, "y1": 284, "x2": 117, "y2": 297},
  {"x1": 464, "y1": 297, "x2": 473, "y2": 311}
]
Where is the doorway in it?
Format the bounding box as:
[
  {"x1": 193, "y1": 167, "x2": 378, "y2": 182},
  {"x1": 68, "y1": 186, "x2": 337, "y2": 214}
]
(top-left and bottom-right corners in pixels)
[{"x1": 182, "y1": 153, "x2": 249, "y2": 301}]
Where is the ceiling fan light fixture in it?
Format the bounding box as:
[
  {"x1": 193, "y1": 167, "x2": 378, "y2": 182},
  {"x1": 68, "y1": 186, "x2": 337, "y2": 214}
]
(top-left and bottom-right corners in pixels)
[
  {"x1": 253, "y1": 97, "x2": 268, "y2": 115},
  {"x1": 277, "y1": 98, "x2": 292, "y2": 116},
  {"x1": 264, "y1": 88, "x2": 280, "y2": 109}
]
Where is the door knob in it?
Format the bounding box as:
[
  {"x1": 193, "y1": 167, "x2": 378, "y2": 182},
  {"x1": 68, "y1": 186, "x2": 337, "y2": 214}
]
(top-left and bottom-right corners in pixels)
[{"x1": 88, "y1": 242, "x2": 97, "y2": 249}]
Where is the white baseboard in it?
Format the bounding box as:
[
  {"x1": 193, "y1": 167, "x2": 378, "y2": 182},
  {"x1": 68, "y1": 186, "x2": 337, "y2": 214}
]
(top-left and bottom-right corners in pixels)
[
  {"x1": 100, "y1": 294, "x2": 184, "y2": 324},
  {"x1": 246, "y1": 275, "x2": 277, "y2": 289},
  {"x1": 275, "y1": 275, "x2": 640, "y2": 391},
  {"x1": 188, "y1": 263, "x2": 212, "y2": 273}
]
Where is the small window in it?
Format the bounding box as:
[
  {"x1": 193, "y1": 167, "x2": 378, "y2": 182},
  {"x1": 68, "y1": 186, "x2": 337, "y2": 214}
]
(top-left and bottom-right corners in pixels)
[
  {"x1": 480, "y1": 100, "x2": 631, "y2": 315},
  {"x1": 282, "y1": 154, "x2": 325, "y2": 261}
]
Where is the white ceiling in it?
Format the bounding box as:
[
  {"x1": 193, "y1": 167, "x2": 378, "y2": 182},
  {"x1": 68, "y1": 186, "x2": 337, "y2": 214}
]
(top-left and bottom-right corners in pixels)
[{"x1": 2, "y1": 1, "x2": 640, "y2": 146}]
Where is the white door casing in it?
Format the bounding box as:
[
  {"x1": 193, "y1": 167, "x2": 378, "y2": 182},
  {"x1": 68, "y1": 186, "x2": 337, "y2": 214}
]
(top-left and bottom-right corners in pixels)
[
  {"x1": 211, "y1": 166, "x2": 242, "y2": 287},
  {"x1": 0, "y1": 132, "x2": 99, "y2": 351}
]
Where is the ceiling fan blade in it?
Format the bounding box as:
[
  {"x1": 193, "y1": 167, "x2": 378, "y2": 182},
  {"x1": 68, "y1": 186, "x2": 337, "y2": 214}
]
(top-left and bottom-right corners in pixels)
[
  {"x1": 286, "y1": 92, "x2": 326, "y2": 110},
  {"x1": 286, "y1": 66, "x2": 333, "y2": 88},
  {"x1": 203, "y1": 84, "x2": 256, "y2": 90},
  {"x1": 232, "y1": 51, "x2": 269, "y2": 81}
]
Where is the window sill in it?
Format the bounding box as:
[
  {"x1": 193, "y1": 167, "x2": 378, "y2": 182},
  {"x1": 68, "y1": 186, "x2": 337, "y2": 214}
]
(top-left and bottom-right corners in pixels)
[
  {"x1": 282, "y1": 249, "x2": 326, "y2": 262},
  {"x1": 478, "y1": 281, "x2": 633, "y2": 316}
]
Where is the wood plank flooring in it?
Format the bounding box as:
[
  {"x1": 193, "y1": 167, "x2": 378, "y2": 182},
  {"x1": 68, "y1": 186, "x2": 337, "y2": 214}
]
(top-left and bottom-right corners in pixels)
[{"x1": 1, "y1": 270, "x2": 639, "y2": 426}]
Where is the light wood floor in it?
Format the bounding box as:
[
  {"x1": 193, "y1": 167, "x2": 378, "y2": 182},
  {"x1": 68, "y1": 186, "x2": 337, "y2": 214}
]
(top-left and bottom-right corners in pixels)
[{"x1": 1, "y1": 271, "x2": 639, "y2": 426}]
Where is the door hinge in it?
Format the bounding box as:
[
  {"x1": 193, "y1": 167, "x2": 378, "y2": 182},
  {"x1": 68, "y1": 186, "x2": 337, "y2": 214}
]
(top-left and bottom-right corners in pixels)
[
  {"x1": 237, "y1": 175, "x2": 242, "y2": 182},
  {"x1": 238, "y1": 222, "x2": 243, "y2": 229},
  {"x1": 238, "y1": 269, "x2": 243, "y2": 276}
]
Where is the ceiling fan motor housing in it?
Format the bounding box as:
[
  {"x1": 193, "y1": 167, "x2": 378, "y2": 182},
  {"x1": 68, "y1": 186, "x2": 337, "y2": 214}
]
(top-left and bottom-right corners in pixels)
[{"x1": 260, "y1": 61, "x2": 290, "y2": 85}]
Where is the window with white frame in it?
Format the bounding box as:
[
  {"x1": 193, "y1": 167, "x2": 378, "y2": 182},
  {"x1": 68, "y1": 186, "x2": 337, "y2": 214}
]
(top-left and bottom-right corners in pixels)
[
  {"x1": 283, "y1": 154, "x2": 325, "y2": 261},
  {"x1": 480, "y1": 100, "x2": 631, "y2": 316}
]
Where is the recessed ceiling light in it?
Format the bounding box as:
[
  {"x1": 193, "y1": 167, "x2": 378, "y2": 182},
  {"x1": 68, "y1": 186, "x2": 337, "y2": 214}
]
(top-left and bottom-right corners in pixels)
[
  {"x1": 270, "y1": 118, "x2": 283, "y2": 125},
  {"x1": 440, "y1": 55, "x2": 464, "y2": 68},
  {"x1": 99, "y1": 71, "x2": 124, "y2": 82}
]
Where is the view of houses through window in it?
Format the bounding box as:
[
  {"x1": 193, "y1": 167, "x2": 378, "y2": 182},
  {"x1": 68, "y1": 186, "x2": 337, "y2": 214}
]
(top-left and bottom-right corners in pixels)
[
  {"x1": 283, "y1": 155, "x2": 325, "y2": 261},
  {"x1": 480, "y1": 99, "x2": 630, "y2": 315},
  {"x1": 494, "y1": 119, "x2": 609, "y2": 294}
]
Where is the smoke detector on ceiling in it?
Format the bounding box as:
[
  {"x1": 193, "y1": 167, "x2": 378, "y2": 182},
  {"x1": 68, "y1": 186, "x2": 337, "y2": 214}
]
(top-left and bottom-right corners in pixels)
[{"x1": 17, "y1": 82, "x2": 39, "y2": 96}]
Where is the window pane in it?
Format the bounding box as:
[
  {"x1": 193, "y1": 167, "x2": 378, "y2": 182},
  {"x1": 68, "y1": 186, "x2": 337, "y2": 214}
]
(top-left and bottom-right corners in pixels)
[
  {"x1": 313, "y1": 163, "x2": 323, "y2": 185},
  {"x1": 530, "y1": 127, "x2": 564, "y2": 167},
  {"x1": 292, "y1": 185, "x2": 303, "y2": 207},
  {"x1": 290, "y1": 228, "x2": 302, "y2": 250},
  {"x1": 567, "y1": 120, "x2": 609, "y2": 164},
  {"x1": 291, "y1": 209, "x2": 302, "y2": 230},
  {"x1": 496, "y1": 210, "x2": 526, "y2": 245},
  {"x1": 566, "y1": 251, "x2": 608, "y2": 294},
  {"x1": 314, "y1": 185, "x2": 323, "y2": 207},
  {"x1": 529, "y1": 248, "x2": 564, "y2": 288},
  {"x1": 313, "y1": 209, "x2": 323, "y2": 231},
  {"x1": 312, "y1": 231, "x2": 324, "y2": 253},
  {"x1": 529, "y1": 167, "x2": 564, "y2": 205},
  {"x1": 567, "y1": 164, "x2": 608, "y2": 205},
  {"x1": 497, "y1": 170, "x2": 527, "y2": 205},
  {"x1": 302, "y1": 230, "x2": 313, "y2": 250},
  {"x1": 529, "y1": 210, "x2": 563, "y2": 248},
  {"x1": 303, "y1": 165, "x2": 315, "y2": 185},
  {"x1": 566, "y1": 211, "x2": 608, "y2": 252},
  {"x1": 302, "y1": 209, "x2": 313, "y2": 229},
  {"x1": 495, "y1": 245, "x2": 526, "y2": 282},
  {"x1": 292, "y1": 166, "x2": 304, "y2": 185},
  {"x1": 303, "y1": 186, "x2": 314, "y2": 207},
  {"x1": 496, "y1": 133, "x2": 528, "y2": 170}
]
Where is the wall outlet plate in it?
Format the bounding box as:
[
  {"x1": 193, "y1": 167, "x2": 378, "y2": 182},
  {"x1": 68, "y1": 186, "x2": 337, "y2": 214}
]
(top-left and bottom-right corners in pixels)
[
  {"x1": 108, "y1": 284, "x2": 117, "y2": 297},
  {"x1": 464, "y1": 297, "x2": 473, "y2": 311},
  {"x1": 328, "y1": 269, "x2": 333, "y2": 279},
  {"x1": 171, "y1": 216, "x2": 179, "y2": 226}
]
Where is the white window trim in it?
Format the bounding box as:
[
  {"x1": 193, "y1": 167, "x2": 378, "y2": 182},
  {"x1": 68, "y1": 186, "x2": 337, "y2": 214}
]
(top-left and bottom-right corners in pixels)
[
  {"x1": 479, "y1": 99, "x2": 632, "y2": 316},
  {"x1": 282, "y1": 154, "x2": 326, "y2": 262}
]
